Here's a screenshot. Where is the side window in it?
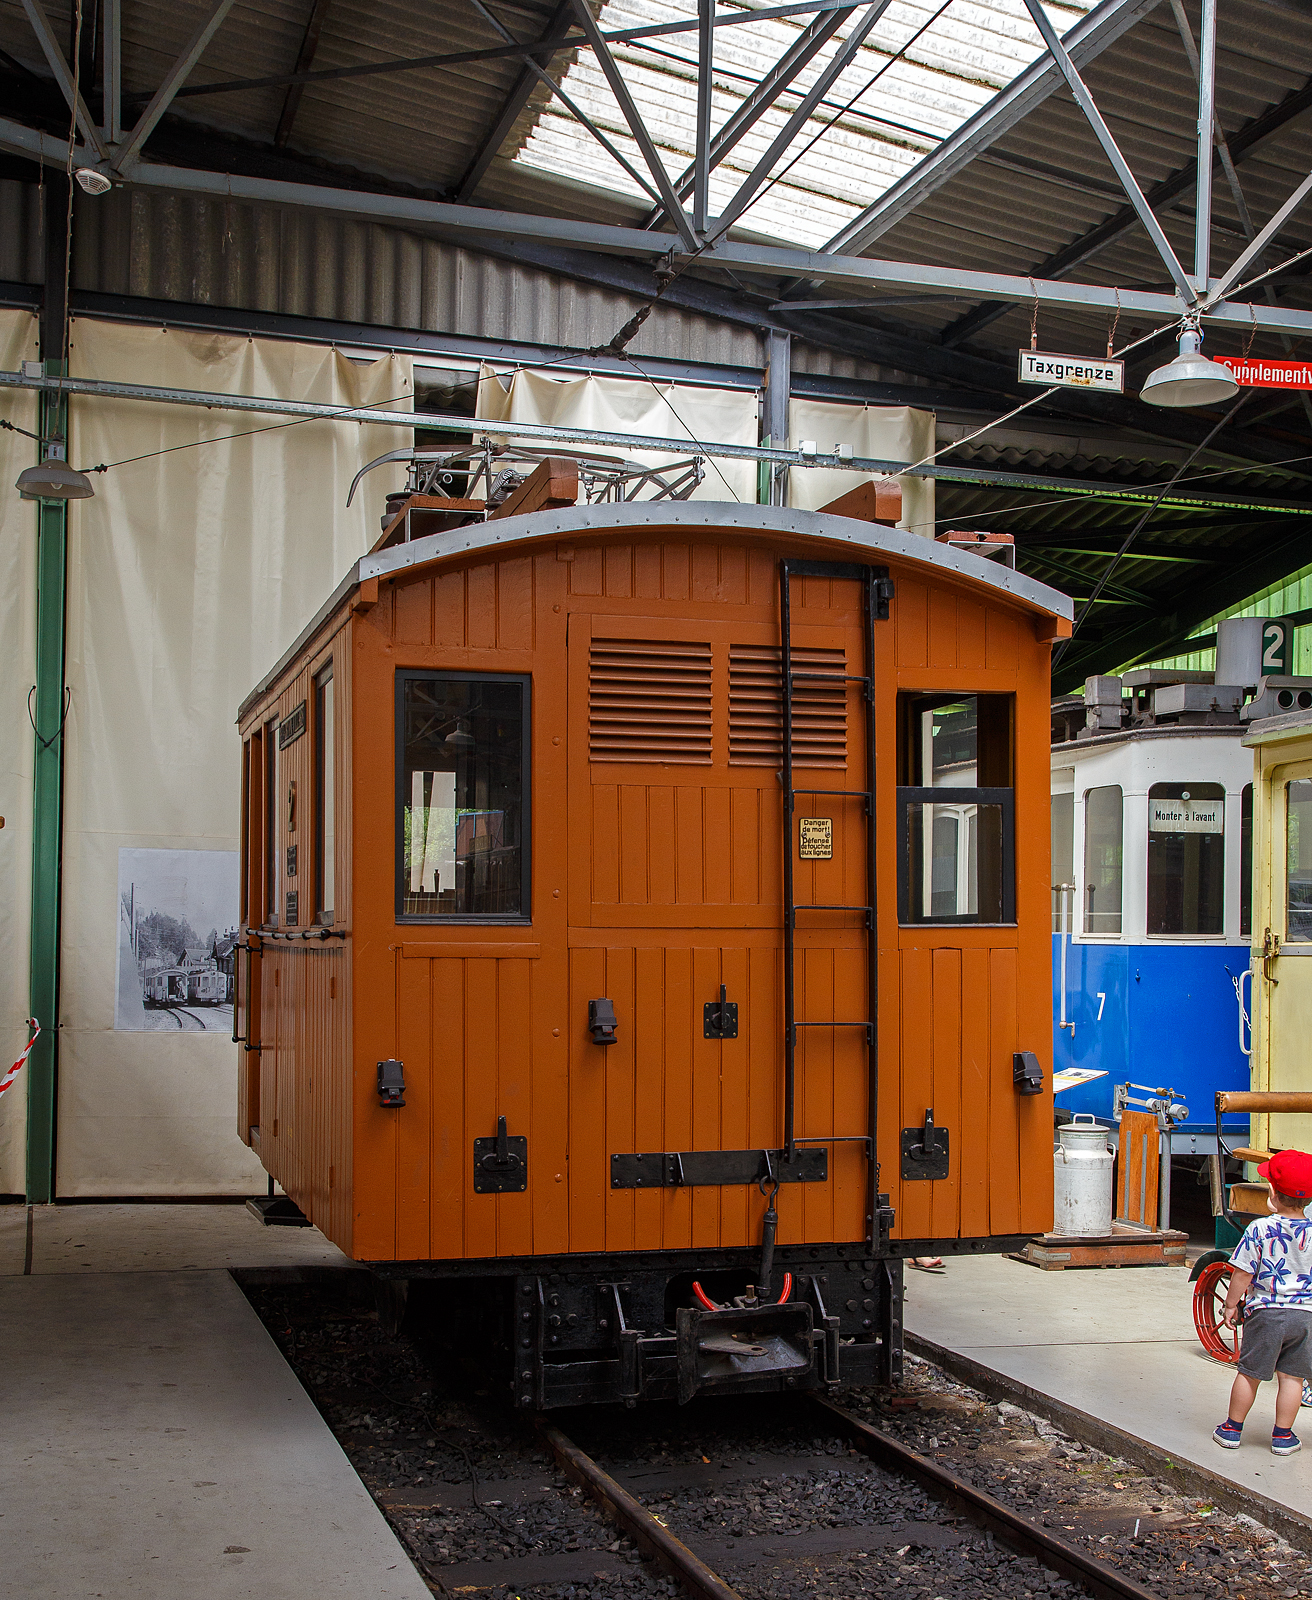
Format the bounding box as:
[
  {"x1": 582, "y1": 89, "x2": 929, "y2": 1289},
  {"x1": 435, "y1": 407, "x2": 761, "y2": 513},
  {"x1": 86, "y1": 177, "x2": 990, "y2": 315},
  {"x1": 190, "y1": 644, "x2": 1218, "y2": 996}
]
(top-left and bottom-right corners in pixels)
[
  {"x1": 1241, "y1": 783, "x2": 1253, "y2": 940},
  {"x1": 316, "y1": 666, "x2": 335, "y2": 925},
  {"x1": 398, "y1": 673, "x2": 530, "y2": 921},
  {"x1": 1287, "y1": 780, "x2": 1312, "y2": 942},
  {"x1": 1051, "y1": 786, "x2": 1074, "y2": 932},
  {"x1": 1147, "y1": 783, "x2": 1224, "y2": 936},
  {"x1": 240, "y1": 738, "x2": 251, "y2": 927},
  {"x1": 265, "y1": 718, "x2": 278, "y2": 925},
  {"x1": 896, "y1": 694, "x2": 1015, "y2": 924},
  {"x1": 1083, "y1": 786, "x2": 1123, "y2": 934}
]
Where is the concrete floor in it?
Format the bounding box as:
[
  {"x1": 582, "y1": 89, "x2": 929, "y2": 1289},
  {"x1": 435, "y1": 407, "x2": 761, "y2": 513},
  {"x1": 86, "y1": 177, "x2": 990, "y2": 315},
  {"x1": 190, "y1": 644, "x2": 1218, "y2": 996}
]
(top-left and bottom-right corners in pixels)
[
  {"x1": 0, "y1": 1207, "x2": 427, "y2": 1599},
  {"x1": 0, "y1": 1201, "x2": 352, "y2": 1274},
  {"x1": 904, "y1": 1253, "x2": 1312, "y2": 1516}
]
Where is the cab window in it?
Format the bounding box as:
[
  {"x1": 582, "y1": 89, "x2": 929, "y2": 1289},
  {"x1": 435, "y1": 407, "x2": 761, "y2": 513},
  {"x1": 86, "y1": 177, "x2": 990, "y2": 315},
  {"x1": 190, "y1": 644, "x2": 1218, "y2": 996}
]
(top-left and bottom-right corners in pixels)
[
  {"x1": 1083, "y1": 786, "x2": 1122, "y2": 935},
  {"x1": 1287, "y1": 780, "x2": 1312, "y2": 942},
  {"x1": 1147, "y1": 782, "x2": 1224, "y2": 936},
  {"x1": 896, "y1": 694, "x2": 1015, "y2": 924},
  {"x1": 397, "y1": 673, "x2": 530, "y2": 921}
]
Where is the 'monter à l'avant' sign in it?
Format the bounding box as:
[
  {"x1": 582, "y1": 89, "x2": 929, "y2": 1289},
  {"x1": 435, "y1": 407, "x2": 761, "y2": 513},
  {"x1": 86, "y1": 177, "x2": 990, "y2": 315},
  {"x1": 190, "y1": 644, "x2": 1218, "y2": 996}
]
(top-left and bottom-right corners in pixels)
[
  {"x1": 1217, "y1": 357, "x2": 1312, "y2": 389},
  {"x1": 1018, "y1": 351, "x2": 1124, "y2": 392},
  {"x1": 1148, "y1": 799, "x2": 1223, "y2": 834}
]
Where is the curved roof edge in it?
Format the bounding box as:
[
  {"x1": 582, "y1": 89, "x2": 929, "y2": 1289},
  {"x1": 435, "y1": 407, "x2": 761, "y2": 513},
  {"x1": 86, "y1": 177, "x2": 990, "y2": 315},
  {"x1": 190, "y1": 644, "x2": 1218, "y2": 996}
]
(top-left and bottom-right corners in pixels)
[
  {"x1": 239, "y1": 502, "x2": 1070, "y2": 721},
  {"x1": 361, "y1": 502, "x2": 1073, "y2": 620}
]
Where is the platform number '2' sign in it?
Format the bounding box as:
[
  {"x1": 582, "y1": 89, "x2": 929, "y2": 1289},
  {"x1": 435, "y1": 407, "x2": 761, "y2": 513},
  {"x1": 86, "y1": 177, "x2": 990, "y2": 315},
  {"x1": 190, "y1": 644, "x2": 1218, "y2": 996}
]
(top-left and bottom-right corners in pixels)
[{"x1": 1262, "y1": 619, "x2": 1294, "y2": 675}]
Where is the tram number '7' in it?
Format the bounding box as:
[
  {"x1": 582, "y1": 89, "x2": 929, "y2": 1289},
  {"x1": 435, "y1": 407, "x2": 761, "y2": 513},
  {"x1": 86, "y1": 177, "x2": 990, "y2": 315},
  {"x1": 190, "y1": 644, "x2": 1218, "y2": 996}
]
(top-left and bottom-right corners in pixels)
[{"x1": 1096, "y1": 992, "x2": 1106, "y2": 1021}]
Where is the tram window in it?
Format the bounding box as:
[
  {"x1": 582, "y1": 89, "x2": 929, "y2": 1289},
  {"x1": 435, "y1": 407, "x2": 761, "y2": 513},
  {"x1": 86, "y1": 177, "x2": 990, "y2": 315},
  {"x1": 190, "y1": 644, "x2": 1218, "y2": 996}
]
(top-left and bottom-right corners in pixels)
[
  {"x1": 316, "y1": 666, "x2": 335, "y2": 925},
  {"x1": 265, "y1": 719, "x2": 278, "y2": 925},
  {"x1": 240, "y1": 738, "x2": 251, "y2": 927},
  {"x1": 1083, "y1": 786, "x2": 1123, "y2": 935},
  {"x1": 896, "y1": 694, "x2": 1014, "y2": 924},
  {"x1": 1241, "y1": 784, "x2": 1253, "y2": 940},
  {"x1": 397, "y1": 673, "x2": 530, "y2": 921},
  {"x1": 1287, "y1": 780, "x2": 1312, "y2": 942},
  {"x1": 1147, "y1": 782, "x2": 1224, "y2": 936},
  {"x1": 1052, "y1": 788, "x2": 1074, "y2": 932}
]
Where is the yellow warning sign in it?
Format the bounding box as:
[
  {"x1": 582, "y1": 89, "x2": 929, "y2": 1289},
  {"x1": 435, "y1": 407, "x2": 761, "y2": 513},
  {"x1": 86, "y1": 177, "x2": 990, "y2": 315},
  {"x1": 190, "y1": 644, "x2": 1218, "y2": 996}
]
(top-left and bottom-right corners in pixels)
[{"x1": 799, "y1": 817, "x2": 833, "y2": 860}]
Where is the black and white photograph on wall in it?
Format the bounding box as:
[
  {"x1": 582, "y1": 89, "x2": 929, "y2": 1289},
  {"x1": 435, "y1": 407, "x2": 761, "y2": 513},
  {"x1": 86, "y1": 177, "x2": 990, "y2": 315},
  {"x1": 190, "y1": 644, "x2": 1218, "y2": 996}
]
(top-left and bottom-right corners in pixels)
[{"x1": 115, "y1": 848, "x2": 239, "y2": 1032}]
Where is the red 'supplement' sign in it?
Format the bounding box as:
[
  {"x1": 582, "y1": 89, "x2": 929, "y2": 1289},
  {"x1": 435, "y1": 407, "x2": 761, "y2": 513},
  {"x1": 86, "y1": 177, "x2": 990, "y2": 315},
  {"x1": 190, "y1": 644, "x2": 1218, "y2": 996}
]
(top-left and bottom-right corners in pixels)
[{"x1": 1217, "y1": 357, "x2": 1312, "y2": 389}]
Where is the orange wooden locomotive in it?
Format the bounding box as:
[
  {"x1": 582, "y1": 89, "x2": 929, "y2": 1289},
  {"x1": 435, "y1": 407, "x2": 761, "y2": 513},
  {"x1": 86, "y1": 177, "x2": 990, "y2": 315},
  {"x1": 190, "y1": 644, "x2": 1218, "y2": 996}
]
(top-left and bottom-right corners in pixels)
[{"x1": 236, "y1": 455, "x2": 1068, "y2": 1406}]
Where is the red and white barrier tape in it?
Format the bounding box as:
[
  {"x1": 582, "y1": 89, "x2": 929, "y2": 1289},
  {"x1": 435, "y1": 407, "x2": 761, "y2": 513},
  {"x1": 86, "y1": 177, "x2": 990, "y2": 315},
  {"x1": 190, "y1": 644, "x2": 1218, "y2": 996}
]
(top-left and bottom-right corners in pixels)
[{"x1": 0, "y1": 1019, "x2": 40, "y2": 1098}]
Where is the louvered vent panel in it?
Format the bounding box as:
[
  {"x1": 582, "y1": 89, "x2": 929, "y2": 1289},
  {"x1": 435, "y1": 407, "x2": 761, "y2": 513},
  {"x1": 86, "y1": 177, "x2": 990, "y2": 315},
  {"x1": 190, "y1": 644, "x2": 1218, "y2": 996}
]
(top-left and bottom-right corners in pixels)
[
  {"x1": 729, "y1": 645, "x2": 848, "y2": 769},
  {"x1": 589, "y1": 639, "x2": 713, "y2": 764}
]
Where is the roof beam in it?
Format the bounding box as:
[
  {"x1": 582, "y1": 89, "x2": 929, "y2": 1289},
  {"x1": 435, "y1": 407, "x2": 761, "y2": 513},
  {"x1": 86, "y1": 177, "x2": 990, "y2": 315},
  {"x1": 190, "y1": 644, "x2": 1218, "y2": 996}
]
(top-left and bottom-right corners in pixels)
[
  {"x1": 567, "y1": 0, "x2": 698, "y2": 248},
  {"x1": 640, "y1": 4, "x2": 856, "y2": 230},
  {"x1": 274, "y1": 0, "x2": 332, "y2": 151},
  {"x1": 19, "y1": 0, "x2": 106, "y2": 160},
  {"x1": 1019, "y1": 0, "x2": 1194, "y2": 302},
  {"x1": 815, "y1": 0, "x2": 1162, "y2": 259},
  {"x1": 102, "y1": 0, "x2": 121, "y2": 143},
  {"x1": 113, "y1": 0, "x2": 237, "y2": 173},
  {"x1": 143, "y1": 0, "x2": 852, "y2": 104},
  {"x1": 454, "y1": 0, "x2": 574, "y2": 203},
  {"x1": 941, "y1": 74, "x2": 1312, "y2": 349},
  {"x1": 712, "y1": 0, "x2": 895, "y2": 236}
]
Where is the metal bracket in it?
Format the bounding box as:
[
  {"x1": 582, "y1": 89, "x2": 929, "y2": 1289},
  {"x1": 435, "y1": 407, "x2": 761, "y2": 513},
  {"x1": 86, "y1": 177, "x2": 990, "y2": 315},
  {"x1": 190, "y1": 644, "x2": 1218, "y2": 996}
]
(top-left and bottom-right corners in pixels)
[
  {"x1": 901, "y1": 1109, "x2": 949, "y2": 1180},
  {"x1": 703, "y1": 984, "x2": 738, "y2": 1040},
  {"x1": 473, "y1": 1114, "x2": 528, "y2": 1193},
  {"x1": 376, "y1": 1058, "x2": 405, "y2": 1107},
  {"x1": 611, "y1": 1146, "x2": 827, "y2": 1189}
]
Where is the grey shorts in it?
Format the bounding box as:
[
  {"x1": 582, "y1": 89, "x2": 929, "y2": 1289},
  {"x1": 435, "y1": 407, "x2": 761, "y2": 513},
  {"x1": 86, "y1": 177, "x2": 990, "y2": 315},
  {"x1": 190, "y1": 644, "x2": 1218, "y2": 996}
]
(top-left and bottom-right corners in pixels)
[{"x1": 1239, "y1": 1308, "x2": 1312, "y2": 1382}]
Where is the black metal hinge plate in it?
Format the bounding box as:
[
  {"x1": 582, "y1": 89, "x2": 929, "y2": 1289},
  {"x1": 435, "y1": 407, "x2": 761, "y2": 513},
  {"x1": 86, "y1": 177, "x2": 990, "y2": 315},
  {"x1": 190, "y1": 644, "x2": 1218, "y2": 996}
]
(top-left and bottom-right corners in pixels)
[
  {"x1": 474, "y1": 1119, "x2": 529, "y2": 1193},
  {"x1": 901, "y1": 1125, "x2": 950, "y2": 1180},
  {"x1": 611, "y1": 1147, "x2": 827, "y2": 1189}
]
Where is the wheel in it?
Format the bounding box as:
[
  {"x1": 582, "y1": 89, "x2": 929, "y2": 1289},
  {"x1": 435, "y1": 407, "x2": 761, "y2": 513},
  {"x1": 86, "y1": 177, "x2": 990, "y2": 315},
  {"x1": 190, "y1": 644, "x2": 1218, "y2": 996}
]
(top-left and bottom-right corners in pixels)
[{"x1": 1193, "y1": 1260, "x2": 1242, "y2": 1364}]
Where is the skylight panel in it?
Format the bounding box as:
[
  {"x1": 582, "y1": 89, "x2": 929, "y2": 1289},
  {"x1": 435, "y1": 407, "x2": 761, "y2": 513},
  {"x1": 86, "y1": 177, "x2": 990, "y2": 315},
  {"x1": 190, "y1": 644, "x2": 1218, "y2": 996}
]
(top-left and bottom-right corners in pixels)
[{"x1": 512, "y1": 0, "x2": 1092, "y2": 251}]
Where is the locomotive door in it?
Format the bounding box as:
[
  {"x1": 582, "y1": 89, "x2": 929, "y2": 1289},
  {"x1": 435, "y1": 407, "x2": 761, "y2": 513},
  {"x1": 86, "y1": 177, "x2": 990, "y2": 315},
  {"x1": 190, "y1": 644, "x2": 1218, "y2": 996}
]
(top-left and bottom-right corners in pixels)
[
  {"x1": 565, "y1": 574, "x2": 874, "y2": 1257},
  {"x1": 1255, "y1": 758, "x2": 1312, "y2": 1152}
]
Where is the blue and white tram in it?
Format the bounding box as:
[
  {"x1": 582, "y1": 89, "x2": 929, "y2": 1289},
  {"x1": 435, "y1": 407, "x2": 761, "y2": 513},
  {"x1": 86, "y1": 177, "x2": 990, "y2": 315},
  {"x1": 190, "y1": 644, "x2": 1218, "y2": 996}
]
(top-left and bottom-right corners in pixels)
[{"x1": 1051, "y1": 674, "x2": 1253, "y2": 1153}]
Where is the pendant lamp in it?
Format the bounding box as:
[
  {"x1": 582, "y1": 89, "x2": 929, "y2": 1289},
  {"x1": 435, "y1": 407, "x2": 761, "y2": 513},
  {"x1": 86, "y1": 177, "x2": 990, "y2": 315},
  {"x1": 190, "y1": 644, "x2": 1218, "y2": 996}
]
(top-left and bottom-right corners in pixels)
[
  {"x1": 1140, "y1": 327, "x2": 1238, "y2": 408},
  {"x1": 16, "y1": 446, "x2": 96, "y2": 501}
]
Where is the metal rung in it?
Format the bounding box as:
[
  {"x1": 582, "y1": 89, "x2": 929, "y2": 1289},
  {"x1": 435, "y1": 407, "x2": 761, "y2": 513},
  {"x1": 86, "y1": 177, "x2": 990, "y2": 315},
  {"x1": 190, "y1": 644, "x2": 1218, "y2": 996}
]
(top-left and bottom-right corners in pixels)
[
  {"x1": 794, "y1": 1021, "x2": 872, "y2": 1028},
  {"x1": 793, "y1": 904, "x2": 872, "y2": 912},
  {"x1": 789, "y1": 672, "x2": 870, "y2": 683},
  {"x1": 789, "y1": 788, "x2": 870, "y2": 798}
]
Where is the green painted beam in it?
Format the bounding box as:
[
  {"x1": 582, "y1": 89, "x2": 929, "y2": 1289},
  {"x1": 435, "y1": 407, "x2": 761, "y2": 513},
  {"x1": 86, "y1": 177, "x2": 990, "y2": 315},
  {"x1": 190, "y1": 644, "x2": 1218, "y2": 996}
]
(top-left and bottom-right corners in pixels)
[{"x1": 26, "y1": 367, "x2": 67, "y2": 1205}]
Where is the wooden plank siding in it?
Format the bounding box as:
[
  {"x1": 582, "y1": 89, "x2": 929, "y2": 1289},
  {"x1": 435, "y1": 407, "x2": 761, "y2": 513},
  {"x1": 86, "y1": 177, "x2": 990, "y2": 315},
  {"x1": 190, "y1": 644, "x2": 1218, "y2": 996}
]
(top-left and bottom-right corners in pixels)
[{"x1": 238, "y1": 527, "x2": 1055, "y2": 1265}]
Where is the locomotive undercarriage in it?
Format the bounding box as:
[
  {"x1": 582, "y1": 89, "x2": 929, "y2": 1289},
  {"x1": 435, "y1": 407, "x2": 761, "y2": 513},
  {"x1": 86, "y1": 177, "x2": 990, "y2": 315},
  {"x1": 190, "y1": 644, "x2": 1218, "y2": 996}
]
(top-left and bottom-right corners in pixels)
[{"x1": 374, "y1": 1241, "x2": 903, "y2": 1408}]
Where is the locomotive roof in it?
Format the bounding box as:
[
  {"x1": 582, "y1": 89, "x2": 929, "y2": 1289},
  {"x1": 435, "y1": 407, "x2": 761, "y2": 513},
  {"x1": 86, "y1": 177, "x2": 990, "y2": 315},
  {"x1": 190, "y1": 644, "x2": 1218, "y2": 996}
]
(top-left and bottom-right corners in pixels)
[{"x1": 239, "y1": 502, "x2": 1072, "y2": 721}]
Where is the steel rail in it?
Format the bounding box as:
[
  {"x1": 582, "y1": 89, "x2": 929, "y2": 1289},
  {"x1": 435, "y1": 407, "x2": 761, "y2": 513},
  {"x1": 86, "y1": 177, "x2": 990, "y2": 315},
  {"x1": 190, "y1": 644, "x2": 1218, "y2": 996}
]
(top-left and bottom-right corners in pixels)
[
  {"x1": 813, "y1": 1395, "x2": 1161, "y2": 1600},
  {"x1": 537, "y1": 1421, "x2": 743, "y2": 1600}
]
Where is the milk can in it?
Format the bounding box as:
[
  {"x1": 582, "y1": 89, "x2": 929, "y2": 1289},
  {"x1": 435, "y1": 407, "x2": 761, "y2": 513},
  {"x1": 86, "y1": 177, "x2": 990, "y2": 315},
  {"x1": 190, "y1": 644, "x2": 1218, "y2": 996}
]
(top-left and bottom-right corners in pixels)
[{"x1": 1052, "y1": 1115, "x2": 1115, "y2": 1236}]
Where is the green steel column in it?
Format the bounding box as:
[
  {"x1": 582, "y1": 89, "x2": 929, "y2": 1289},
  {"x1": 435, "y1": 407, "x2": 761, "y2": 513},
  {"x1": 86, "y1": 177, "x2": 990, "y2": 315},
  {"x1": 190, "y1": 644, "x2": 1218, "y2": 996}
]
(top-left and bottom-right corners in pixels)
[{"x1": 26, "y1": 369, "x2": 68, "y2": 1205}]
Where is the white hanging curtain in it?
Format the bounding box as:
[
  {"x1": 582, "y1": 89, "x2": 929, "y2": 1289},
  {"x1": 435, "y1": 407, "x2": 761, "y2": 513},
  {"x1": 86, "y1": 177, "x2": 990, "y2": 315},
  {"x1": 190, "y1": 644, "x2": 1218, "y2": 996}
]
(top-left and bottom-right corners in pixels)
[
  {"x1": 0, "y1": 308, "x2": 41, "y2": 1194},
  {"x1": 57, "y1": 320, "x2": 412, "y2": 1195},
  {"x1": 476, "y1": 368, "x2": 758, "y2": 505},
  {"x1": 787, "y1": 400, "x2": 936, "y2": 538}
]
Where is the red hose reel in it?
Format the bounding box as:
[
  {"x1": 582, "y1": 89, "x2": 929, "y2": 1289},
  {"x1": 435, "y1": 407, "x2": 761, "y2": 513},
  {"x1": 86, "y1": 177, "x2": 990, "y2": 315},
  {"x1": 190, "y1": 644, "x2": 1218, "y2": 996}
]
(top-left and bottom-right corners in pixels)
[{"x1": 1192, "y1": 1260, "x2": 1242, "y2": 1364}]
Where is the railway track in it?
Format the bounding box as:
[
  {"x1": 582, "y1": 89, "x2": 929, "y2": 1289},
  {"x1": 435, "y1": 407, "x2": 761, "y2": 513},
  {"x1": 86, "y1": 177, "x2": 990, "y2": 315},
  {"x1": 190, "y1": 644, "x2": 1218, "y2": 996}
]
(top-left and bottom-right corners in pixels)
[{"x1": 245, "y1": 1275, "x2": 1312, "y2": 1600}]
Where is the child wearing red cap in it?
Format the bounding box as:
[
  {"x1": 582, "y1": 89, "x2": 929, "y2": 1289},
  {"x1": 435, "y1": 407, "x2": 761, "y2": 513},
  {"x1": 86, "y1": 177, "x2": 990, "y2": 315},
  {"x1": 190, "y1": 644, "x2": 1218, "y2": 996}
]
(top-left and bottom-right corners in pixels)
[{"x1": 1214, "y1": 1149, "x2": 1312, "y2": 1455}]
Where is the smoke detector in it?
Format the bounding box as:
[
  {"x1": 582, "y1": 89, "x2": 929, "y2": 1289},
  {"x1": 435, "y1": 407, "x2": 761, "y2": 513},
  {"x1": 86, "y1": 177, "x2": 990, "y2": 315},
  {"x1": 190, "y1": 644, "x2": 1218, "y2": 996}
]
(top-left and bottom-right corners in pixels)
[{"x1": 74, "y1": 167, "x2": 112, "y2": 196}]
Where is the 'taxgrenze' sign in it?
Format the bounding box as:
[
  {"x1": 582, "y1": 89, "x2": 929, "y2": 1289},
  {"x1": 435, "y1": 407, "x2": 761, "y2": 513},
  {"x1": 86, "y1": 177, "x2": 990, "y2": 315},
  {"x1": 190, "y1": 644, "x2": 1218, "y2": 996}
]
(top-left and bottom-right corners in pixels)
[{"x1": 1018, "y1": 351, "x2": 1125, "y2": 392}]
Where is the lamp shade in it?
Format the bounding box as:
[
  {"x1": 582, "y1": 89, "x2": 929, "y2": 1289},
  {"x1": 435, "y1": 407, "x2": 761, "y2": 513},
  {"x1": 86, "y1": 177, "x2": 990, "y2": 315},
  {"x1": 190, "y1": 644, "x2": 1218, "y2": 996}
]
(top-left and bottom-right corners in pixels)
[
  {"x1": 16, "y1": 457, "x2": 96, "y2": 500},
  {"x1": 1140, "y1": 329, "x2": 1239, "y2": 408}
]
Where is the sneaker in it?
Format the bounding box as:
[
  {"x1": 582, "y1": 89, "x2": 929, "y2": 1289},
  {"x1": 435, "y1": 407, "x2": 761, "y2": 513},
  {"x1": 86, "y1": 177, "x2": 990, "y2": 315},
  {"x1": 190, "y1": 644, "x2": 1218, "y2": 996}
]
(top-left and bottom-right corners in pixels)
[
  {"x1": 1214, "y1": 1419, "x2": 1244, "y2": 1448},
  {"x1": 1272, "y1": 1428, "x2": 1301, "y2": 1456}
]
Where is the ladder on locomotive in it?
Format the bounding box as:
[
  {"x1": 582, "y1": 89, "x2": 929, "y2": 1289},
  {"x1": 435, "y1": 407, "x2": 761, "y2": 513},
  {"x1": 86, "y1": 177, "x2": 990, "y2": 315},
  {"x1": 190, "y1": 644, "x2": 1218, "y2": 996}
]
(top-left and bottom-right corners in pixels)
[{"x1": 778, "y1": 559, "x2": 892, "y2": 1247}]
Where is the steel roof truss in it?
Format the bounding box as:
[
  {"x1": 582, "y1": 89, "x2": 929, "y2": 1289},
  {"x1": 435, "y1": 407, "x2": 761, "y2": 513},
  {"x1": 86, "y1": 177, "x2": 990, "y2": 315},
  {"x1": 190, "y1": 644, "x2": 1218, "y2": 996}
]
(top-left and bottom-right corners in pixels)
[
  {"x1": 1018, "y1": 0, "x2": 1194, "y2": 304},
  {"x1": 112, "y1": 0, "x2": 237, "y2": 174},
  {"x1": 19, "y1": 0, "x2": 106, "y2": 161}
]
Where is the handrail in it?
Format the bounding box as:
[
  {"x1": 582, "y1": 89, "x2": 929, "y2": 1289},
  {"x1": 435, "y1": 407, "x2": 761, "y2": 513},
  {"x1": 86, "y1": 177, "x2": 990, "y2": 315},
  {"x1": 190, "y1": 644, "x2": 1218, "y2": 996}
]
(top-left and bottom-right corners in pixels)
[
  {"x1": 1056, "y1": 883, "x2": 1075, "y2": 1035},
  {"x1": 1236, "y1": 967, "x2": 1253, "y2": 1058}
]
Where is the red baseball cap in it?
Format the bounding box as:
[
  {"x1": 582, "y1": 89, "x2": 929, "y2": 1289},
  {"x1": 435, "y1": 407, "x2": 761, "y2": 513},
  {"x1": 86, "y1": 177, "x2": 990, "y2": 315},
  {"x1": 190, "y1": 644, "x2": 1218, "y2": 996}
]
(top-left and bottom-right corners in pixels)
[{"x1": 1259, "y1": 1150, "x2": 1312, "y2": 1199}]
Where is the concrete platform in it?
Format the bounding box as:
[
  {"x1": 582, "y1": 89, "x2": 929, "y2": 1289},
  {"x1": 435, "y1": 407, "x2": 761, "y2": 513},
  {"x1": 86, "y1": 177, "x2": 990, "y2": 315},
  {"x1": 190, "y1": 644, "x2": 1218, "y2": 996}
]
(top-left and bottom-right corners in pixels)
[
  {"x1": 0, "y1": 1201, "x2": 352, "y2": 1274},
  {"x1": 904, "y1": 1254, "x2": 1312, "y2": 1520},
  {"x1": 0, "y1": 1269, "x2": 429, "y2": 1600}
]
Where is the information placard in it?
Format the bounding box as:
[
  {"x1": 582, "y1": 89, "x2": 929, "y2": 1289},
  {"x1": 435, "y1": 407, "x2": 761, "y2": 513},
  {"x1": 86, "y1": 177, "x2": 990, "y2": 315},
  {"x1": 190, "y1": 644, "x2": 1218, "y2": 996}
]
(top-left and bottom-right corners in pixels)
[{"x1": 1018, "y1": 351, "x2": 1124, "y2": 392}]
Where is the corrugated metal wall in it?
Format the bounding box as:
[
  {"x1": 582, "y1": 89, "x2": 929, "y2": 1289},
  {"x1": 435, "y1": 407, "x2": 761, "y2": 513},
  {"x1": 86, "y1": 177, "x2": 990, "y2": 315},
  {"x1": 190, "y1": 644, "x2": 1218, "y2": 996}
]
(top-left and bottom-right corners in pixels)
[{"x1": 0, "y1": 178, "x2": 929, "y2": 392}]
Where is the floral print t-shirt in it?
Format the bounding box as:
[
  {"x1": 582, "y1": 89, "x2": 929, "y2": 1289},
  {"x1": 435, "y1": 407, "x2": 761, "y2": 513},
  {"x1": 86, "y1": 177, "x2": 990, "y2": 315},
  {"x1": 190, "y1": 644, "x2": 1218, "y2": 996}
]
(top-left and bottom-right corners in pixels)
[{"x1": 1231, "y1": 1213, "x2": 1312, "y2": 1312}]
